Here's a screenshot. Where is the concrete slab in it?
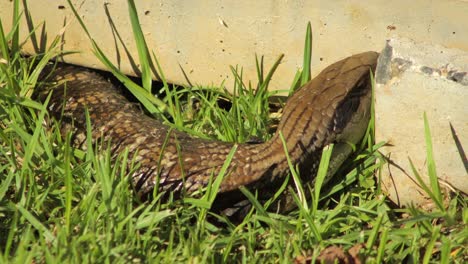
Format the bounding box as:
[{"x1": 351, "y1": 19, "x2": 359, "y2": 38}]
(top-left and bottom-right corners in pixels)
[
  {"x1": 375, "y1": 37, "x2": 467, "y2": 208},
  {"x1": 0, "y1": 0, "x2": 467, "y2": 92}
]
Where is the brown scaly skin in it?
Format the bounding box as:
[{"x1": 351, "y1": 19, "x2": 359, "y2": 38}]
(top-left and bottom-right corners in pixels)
[{"x1": 38, "y1": 51, "x2": 378, "y2": 214}]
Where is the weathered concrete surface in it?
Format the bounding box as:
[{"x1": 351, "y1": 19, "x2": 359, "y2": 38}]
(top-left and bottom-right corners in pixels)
[
  {"x1": 375, "y1": 37, "x2": 467, "y2": 208},
  {"x1": 0, "y1": 0, "x2": 467, "y2": 92}
]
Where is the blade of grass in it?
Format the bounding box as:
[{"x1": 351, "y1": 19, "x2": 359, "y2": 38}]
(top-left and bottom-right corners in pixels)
[
  {"x1": 10, "y1": 0, "x2": 20, "y2": 54},
  {"x1": 0, "y1": 168, "x2": 15, "y2": 201},
  {"x1": 15, "y1": 204, "x2": 55, "y2": 244},
  {"x1": 361, "y1": 70, "x2": 376, "y2": 149},
  {"x1": 290, "y1": 189, "x2": 323, "y2": 241},
  {"x1": 258, "y1": 54, "x2": 284, "y2": 91},
  {"x1": 239, "y1": 186, "x2": 268, "y2": 217},
  {"x1": 0, "y1": 19, "x2": 10, "y2": 61},
  {"x1": 255, "y1": 54, "x2": 264, "y2": 85},
  {"x1": 423, "y1": 112, "x2": 443, "y2": 206},
  {"x1": 376, "y1": 228, "x2": 388, "y2": 263},
  {"x1": 206, "y1": 145, "x2": 238, "y2": 204},
  {"x1": 289, "y1": 70, "x2": 303, "y2": 94},
  {"x1": 152, "y1": 51, "x2": 181, "y2": 125},
  {"x1": 422, "y1": 225, "x2": 440, "y2": 264},
  {"x1": 408, "y1": 158, "x2": 444, "y2": 212},
  {"x1": 300, "y1": 22, "x2": 312, "y2": 86},
  {"x1": 366, "y1": 213, "x2": 384, "y2": 250},
  {"x1": 63, "y1": 132, "x2": 73, "y2": 235},
  {"x1": 20, "y1": 94, "x2": 50, "y2": 174},
  {"x1": 313, "y1": 144, "x2": 334, "y2": 214},
  {"x1": 278, "y1": 131, "x2": 307, "y2": 210},
  {"x1": 126, "y1": 0, "x2": 152, "y2": 93},
  {"x1": 135, "y1": 209, "x2": 174, "y2": 230}
]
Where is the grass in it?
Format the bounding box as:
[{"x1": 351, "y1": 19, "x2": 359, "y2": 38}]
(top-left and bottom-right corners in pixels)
[{"x1": 0, "y1": 0, "x2": 467, "y2": 263}]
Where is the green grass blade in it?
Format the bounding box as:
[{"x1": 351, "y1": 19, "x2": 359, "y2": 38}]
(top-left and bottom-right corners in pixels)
[
  {"x1": 21, "y1": 94, "x2": 50, "y2": 174},
  {"x1": 278, "y1": 131, "x2": 307, "y2": 211},
  {"x1": 63, "y1": 132, "x2": 73, "y2": 235},
  {"x1": 376, "y1": 228, "x2": 389, "y2": 263},
  {"x1": 15, "y1": 204, "x2": 55, "y2": 244},
  {"x1": 239, "y1": 186, "x2": 268, "y2": 217},
  {"x1": 361, "y1": 70, "x2": 376, "y2": 149},
  {"x1": 366, "y1": 213, "x2": 384, "y2": 249},
  {"x1": 135, "y1": 210, "x2": 174, "y2": 230},
  {"x1": 289, "y1": 188, "x2": 322, "y2": 241},
  {"x1": 0, "y1": 19, "x2": 10, "y2": 62},
  {"x1": 423, "y1": 112, "x2": 443, "y2": 206},
  {"x1": 10, "y1": 0, "x2": 20, "y2": 53},
  {"x1": 260, "y1": 54, "x2": 284, "y2": 91},
  {"x1": 289, "y1": 70, "x2": 303, "y2": 94},
  {"x1": 65, "y1": 0, "x2": 92, "y2": 38},
  {"x1": 313, "y1": 144, "x2": 334, "y2": 213},
  {"x1": 300, "y1": 22, "x2": 312, "y2": 86},
  {"x1": 207, "y1": 145, "x2": 238, "y2": 204},
  {"x1": 408, "y1": 157, "x2": 444, "y2": 211},
  {"x1": 439, "y1": 236, "x2": 451, "y2": 264},
  {"x1": 127, "y1": 0, "x2": 152, "y2": 92},
  {"x1": 422, "y1": 225, "x2": 440, "y2": 264},
  {"x1": 255, "y1": 54, "x2": 264, "y2": 85},
  {"x1": 0, "y1": 169, "x2": 15, "y2": 201}
]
